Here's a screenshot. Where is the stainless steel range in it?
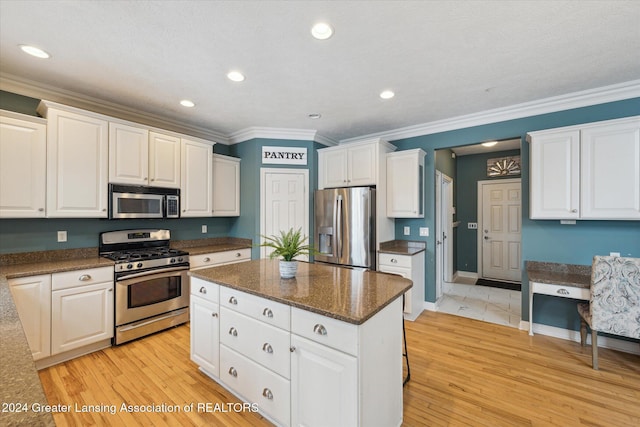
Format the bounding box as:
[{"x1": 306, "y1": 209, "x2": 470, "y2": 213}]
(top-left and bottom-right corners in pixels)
[{"x1": 99, "y1": 229, "x2": 190, "y2": 345}]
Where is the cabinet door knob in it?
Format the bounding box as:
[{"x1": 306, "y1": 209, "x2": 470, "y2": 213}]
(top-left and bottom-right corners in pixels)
[
  {"x1": 229, "y1": 296, "x2": 238, "y2": 305},
  {"x1": 228, "y1": 327, "x2": 238, "y2": 337},
  {"x1": 228, "y1": 367, "x2": 237, "y2": 377},
  {"x1": 391, "y1": 258, "x2": 397, "y2": 263},
  {"x1": 263, "y1": 307, "x2": 274, "y2": 318},
  {"x1": 79, "y1": 274, "x2": 92, "y2": 281},
  {"x1": 290, "y1": 346, "x2": 296, "y2": 352},
  {"x1": 203, "y1": 257, "x2": 211, "y2": 262},
  {"x1": 262, "y1": 343, "x2": 273, "y2": 354},
  {"x1": 236, "y1": 252, "x2": 242, "y2": 257},
  {"x1": 313, "y1": 324, "x2": 327, "y2": 336},
  {"x1": 571, "y1": 209, "x2": 578, "y2": 213},
  {"x1": 38, "y1": 208, "x2": 44, "y2": 212},
  {"x1": 262, "y1": 388, "x2": 273, "y2": 400},
  {"x1": 199, "y1": 286, "x2": 207, "y2": 294},
  {"x1": 211, "y1": 312, "x2": 218, "y2": 318}
]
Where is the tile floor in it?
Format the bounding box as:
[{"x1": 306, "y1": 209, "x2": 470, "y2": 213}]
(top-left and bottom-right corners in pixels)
[{"x1": 437, "y1": 279, "x2": 522, "y2": 328}]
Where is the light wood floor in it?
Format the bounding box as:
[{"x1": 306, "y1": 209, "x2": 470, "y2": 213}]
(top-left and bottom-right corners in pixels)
[{"x1": 39, "y1": 311, "x2": 640, "y2": 426}]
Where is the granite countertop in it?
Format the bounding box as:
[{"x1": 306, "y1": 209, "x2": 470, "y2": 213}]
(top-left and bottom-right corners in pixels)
[
  {"x1": 379, "y1": 240, "x2": 426, "y2": 256},
  {"x1": 526, "y1": 261, "x2": 591, "y2": 289},
  {"x1": 190, "y1": 259, "x2": 412, "y2": 325}
]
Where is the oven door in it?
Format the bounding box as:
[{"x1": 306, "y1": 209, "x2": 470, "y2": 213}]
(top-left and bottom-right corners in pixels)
[
  {"x1": 115, "y1": 267, "x2": 189, "y2": 326},
  {"x1": 111, "y1": 191, "x2": 165, "y2": 219}
]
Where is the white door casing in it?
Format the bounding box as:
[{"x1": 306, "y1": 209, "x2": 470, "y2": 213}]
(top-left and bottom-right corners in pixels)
[
  {"x1": 478, "y1": 179, "x2": 522, "y2": 282},
  {"x1": 260, "y1": 168, "x2": 309, "y2": 260},
  {"x1": 435, "y1": 170, "x2": 454, "y2": 300}
]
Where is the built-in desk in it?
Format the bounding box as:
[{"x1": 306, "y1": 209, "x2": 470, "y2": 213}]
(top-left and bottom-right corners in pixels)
[{"x1": 526, "y1": 261, "x2": 591, "y2": 336}]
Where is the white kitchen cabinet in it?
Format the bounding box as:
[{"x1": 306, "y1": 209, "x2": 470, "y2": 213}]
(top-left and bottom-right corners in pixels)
[
  {"x1": 190, "y1": 277, "x2": 220, "y2": 378},
  {"x1": 528, "y1": 116, "x2": 640, "y2": 220},
  {"x1": 8, "y1": 274, "x2": 51, "y2": 360},
  {"x1": 38, "y1": 101, "x2": 109, "y2": 218},
  {"x1": 0, "y1": 111, "x2": 47, "y2": 218},
  {"x1": 181, "y1": 138, "x2": 214, "y2": 217},
  {"x1": 149, "y1": 131, "x2": 181, "y2": 188},
  {"x1": 378, "y1": 251, "x2": 425, "y2": 321},
  {"x1": 108, "y1": 122, "x2": 149, "y2": 185},
  {"x1": 386, "y1": 149, "x2": 426, "y2": 218},
  {"x1": 50, "y1": 267, "x2": 114, "y2": 355},
  {"x1": 212, "y1": 154, "x2": 240, "y2": 216},
  {"x1": 318, "y1": 141, "x2": 382, "y2": 188}
]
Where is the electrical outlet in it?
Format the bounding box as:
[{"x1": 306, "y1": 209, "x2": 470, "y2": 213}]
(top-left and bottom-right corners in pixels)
[
  {"x1": 610, "y1": 252, "x2": 621, "y2": 257},
  {"x1": 201, "y1": 225, "x2": 207, "y2": 234},
  {"x1": 419, "y1": 227, "x2": 429, "y2": 237},
  {"x1": 467, "y1": 223, "x2": 478, "y2": 229},
  {"x1": 57, "y1": 231, "x2": 67, "y2": 242},
  {"x1": 403, "y1": 226, "x2": 410, "y2": 236}
]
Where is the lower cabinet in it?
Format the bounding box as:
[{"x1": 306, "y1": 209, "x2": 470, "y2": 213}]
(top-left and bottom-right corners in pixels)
[
  {"x1": 8, "y1": 274, "x2": 51, "y2": 360},
  {"x1": 378, "y1": 251, "x2": 425, "y2": 321},
  {"x1": 190, "y1": 278, "x2": 220, "y2": 377}
]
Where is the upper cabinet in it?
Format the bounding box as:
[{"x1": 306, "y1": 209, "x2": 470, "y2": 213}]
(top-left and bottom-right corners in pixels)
[
  {"x1": 318, "y1": 140, "x2": 393, "y2": 189},
  {"x1": 528, "y1": 116, "x2": 640, "y2": 220},
  {"x1": 109, "y1": 126, "x2": 181, "y2": 188},
  {"x1": 0, "y1": 111, "x2": 47, "y2": 218},
  {"x1": 212, "y1": 154, "x2": 240, "y2": 217},
  {"x1": 38, "y1": 101, "x2": 109, "y2": 218},
  {"x1": 386, "y1": 149, "x2": 426, "y2": 218},
  {"x1": 181, "y1": 138, "x2": 213, "y2": 217}
]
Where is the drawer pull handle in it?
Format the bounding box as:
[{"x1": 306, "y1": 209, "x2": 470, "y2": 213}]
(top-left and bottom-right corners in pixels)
[
  {"x1": 211, "y1": 312, "x2": 218, "y2": 318},
  {"x1": 313, "y1": 324, "x2": 327, "y2": 336},
  {"x1": 262, "y1": 388, "x2": 273, "y2": 400},
  {"x1": 203, "y1": 257, "x2": 211, "y2": 262},
  {"x1": 236, "y1": 252, "x2": 242, "y2": 257},
  {"x1": 228, "y1": 367, "x2": 237, "y2": 377},
  {"x1": 199, "y1": 286, "x2": 207, "y2": 294},
  {"x1": 263, "y1": 308, "x2": 274, "y2": 318},
  {"x1": 391, "y1": 258, "x2": 398, "y2": 263},
  {"x1": 229, "y1": 296, "x2": 238, "y2": 305},
  {"x1": 229, "y1": 327, "x2": 238, "y2": 337},
  {"x1": 262, "y1": 343, "x2": 273, "y2": 354},
  {"x1": 557, "y1": 289, "x2": 570, "y2": 295},
  {"x1": 79, "y1": 274, "x2": 92, "y2": 281}
]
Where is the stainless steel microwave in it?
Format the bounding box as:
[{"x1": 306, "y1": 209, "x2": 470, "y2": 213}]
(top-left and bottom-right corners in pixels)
[{"x1": 109, "y1": 184, "x2": 180, "y2": 219}]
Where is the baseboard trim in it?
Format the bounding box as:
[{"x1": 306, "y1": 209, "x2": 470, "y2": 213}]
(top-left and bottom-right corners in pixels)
[
  {"x1": 521, "y1": 321, "x2": 639, "y2": 355},
  {"x1": 424, "y1": 301, "x2": 438, "y2": 312}
]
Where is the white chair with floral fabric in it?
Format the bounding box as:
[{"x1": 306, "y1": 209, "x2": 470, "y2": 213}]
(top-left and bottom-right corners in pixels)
[{"x1": 577, "y1": 256, "x2": 640, "y2": 369}]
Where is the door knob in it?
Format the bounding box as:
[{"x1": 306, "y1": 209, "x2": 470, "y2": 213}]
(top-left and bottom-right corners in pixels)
[{"x1": 484, "y1": 236, "x2": 490, "y2": 240}]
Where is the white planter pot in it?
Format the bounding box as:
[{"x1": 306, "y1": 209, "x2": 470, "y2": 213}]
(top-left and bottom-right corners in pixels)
[{"x1": 279, "y1": 260, "x2": 298, "y2": 279}]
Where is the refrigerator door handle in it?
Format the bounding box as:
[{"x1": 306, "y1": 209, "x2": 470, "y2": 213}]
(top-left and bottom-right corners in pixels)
[{"x1": 336, "y1": 195, "x2": 343, "y2": 259}]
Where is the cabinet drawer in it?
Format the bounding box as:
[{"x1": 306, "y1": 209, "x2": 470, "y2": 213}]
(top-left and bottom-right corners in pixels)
[
  {"x1": 190, "y1": 249, "x2": 251, "y2": 269},
  {"x1": 191, "y1": 277, "x2": 219, "y2": 303},
  {"x1": 220, "y1": 287, "x2": 290, "y2": 330},
  {"x1": 531, "y1": 282, "x2": 590, "y2": 300},
  {"x1": 52, "y1": 267, "x2": 113, "y2": 291},
  {"x1": 220, "y1": 307, "x2": 290, "y2": 379},
  {"x1": 291, "y1": 307, "x2": 358, "y2": 356},
  {"x1": 220, "y1": 345, "x2": 290, "y2": 427},
  {"x1": 378, "y1": 253, "x2": 411, "y2": 269}
]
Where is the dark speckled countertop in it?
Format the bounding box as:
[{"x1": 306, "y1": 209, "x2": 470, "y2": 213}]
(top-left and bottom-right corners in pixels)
[
  {"x1": 190, "y1": 259, "x2": 412, "y2": 325},
  {"x1": 379, "y1": 240, "x2": 426, "y2": 256},
  {"x1": 526, "y1": 261, "x2": 591, "y2": 289}
]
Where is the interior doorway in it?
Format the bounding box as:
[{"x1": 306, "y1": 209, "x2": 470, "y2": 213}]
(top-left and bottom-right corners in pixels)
[
  {"x1": 259, "y1": 168, "x2": 309, "y2": 260},
  {"x1": 435, "y1": 170, "x2": 454, "y2": 301}
]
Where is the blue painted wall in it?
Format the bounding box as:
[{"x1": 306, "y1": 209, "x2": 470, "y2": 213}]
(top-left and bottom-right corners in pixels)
[{"x1": 393, "y1": 97, "x2": 640, "y2": 330}]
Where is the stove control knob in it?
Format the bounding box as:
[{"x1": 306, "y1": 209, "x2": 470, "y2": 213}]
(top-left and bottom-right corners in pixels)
[
  {"x1": 170, "y1": 258, "x2": 176, "y2": 264},
  {"x1": 177, "y1": 257, "x2": 184, "y2": 263},
  {"x1": 127, "y1": 263, "x2": 133, "y2": 270},
  {"x1": 137, "y1": 263, "x2": 143, "y2": 268}
]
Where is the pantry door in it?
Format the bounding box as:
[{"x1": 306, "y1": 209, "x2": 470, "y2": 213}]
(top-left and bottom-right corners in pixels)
[
  {"x1": 260, "y1": 168, "x2": 309, "y2": 260},
  {"x1": 479, "y1": 179, "x2": 521, "y2": 282}
]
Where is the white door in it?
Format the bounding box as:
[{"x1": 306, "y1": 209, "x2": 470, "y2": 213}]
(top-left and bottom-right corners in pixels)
[
  {"x1": 435, "y1": 171, "x2": 454, "y2": 300},
  {"x1": 260, "y1": 168, "x2": 309, "y2": 259},
  {"x1": 479, "y1": 179, "x2": 521, "y2": 282}
]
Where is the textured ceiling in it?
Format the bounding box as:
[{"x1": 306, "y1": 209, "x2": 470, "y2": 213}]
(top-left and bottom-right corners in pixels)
[{"x1": 1, "y1": 1, "x2": 639, "y2": 144}]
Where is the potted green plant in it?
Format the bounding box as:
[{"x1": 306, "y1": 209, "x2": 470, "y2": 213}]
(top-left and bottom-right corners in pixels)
[{"x1": 260, "y1": 228, "x2": 313, "y2": 278}]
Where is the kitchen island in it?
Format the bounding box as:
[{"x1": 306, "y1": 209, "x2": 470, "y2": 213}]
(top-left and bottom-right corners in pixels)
[{"x1": 189, "y1": 259, "x2": 412, "y2": 427}]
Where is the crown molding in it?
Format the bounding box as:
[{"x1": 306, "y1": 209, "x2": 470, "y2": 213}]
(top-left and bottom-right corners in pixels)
[
  {"x1": 228, "y1": 126, "x2": 337, "y2": 146},
  {"x1": 340, "y1": 79, "x2": 640, "y2": 144},
  {"x1": 0, "y1": 73, "x2": 231, "y2": 144}
]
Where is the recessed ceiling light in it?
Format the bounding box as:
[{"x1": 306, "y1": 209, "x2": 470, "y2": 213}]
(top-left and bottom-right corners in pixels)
[
  {"x1": 311, "y1": 22, "x2": 334, "y2": 40},
  {"x1": 482, "y1": 141, "x2": 498, "y2": 147},
  {"x1": 180, "y1": 100, "x2": 195, "y2": 108},
  {"x1": 227, "y1": 71, "x2": 245, "y2": 82},
  {"x1": 308, "y1": 113, "x2": 322, "y2": 119},
  {"x1": 380, "y1": 90, "x2": 395, "y2": 100},
  {"x1": 19, "y1": 44, "x2": 50, "y2": 59}
]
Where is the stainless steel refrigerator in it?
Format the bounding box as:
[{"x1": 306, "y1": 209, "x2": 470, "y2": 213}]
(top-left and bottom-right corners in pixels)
[{"x1": 314, "y1": 187, "x2": 376, "y2": 269}]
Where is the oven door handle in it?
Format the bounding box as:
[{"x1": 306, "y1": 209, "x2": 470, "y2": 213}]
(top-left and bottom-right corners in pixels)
[{"x1": 116, "y1": 266, "x2": 189, "y2": 282}]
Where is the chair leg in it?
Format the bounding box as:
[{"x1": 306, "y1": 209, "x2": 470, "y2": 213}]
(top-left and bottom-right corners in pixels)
[
  {"x1": 579, "y1": 318, "x2": 587, "y2": 347},
  {"x1": 591, "y1": 329, "x2": 599, "y2": 370}
]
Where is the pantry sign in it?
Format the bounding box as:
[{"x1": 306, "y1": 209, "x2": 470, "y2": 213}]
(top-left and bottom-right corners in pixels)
[{"x1": 262, "y1": 146, "x2": 307, "y2": 165}]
